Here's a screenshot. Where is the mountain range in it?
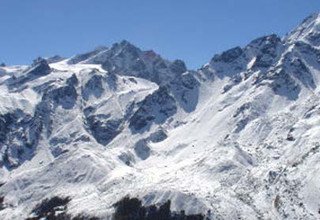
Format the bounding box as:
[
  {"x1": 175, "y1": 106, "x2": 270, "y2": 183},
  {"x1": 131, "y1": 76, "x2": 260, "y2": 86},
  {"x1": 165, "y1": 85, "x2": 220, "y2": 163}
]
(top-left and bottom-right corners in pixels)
[{"x1": 1, "y1": 13, "x2": 320, "y2": 220}]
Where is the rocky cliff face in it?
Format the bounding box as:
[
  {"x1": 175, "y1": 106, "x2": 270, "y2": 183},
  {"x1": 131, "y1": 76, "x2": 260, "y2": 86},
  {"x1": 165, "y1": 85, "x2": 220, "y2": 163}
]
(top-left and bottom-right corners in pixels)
[{"x1": 1, "y1": 13, "x2": 320, "y2": 220}]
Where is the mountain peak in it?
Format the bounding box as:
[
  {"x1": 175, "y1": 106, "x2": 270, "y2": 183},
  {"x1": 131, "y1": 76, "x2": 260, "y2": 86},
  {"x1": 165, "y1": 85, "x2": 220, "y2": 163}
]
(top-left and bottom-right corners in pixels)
[
  {"x1": 119, "y1": 39, "x2": 135, "y2": 47},
  {"x1": 247, "y1": 34, "x2": 281, "y2": 48},
  {"x1": 301, "y1": 12, "x2": 320, "y2": 26},
  {"x1": 210, "y1": 47, "x2": 243, "y2": 64},
  {"x1": 27, "y1": 57, "x2": 51, "y2": 76},
  {"x1": 109, "y1": 40, "x2": 141, "y2": 58},
  {"x1": 285, "y1": 12, "x2": 320, "y2": 44}
]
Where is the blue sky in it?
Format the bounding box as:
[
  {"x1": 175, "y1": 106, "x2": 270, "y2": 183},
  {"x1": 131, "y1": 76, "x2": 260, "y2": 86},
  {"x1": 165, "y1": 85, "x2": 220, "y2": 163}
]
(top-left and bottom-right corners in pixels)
[{"x1": 1, "y1": 0, "x2": 319, "y2": 69}]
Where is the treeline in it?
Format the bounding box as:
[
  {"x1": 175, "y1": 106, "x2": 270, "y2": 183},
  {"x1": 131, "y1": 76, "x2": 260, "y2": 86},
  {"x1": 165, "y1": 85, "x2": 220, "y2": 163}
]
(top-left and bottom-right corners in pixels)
[
  {"x1": 24, "y1": 196, "x2": 207, "y2": 220},
  {"x1": 113, "y1": 196, "x2": 205, "y2": 220}
]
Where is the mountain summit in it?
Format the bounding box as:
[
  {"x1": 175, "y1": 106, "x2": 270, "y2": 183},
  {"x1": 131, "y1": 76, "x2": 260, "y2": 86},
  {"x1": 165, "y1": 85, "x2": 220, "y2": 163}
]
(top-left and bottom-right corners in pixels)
[
  {"x1": 286, "y1": 12, "x2": 320, "y2": 43},
  {"x1": 1, "y1": 13, "x2": 320, "y2": 220}
]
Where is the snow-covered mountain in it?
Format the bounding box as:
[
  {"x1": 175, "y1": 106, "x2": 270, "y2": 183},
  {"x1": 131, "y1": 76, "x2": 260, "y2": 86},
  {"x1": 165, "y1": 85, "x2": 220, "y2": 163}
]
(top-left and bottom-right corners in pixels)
[{"x1": 1, "y1": 13, "x2": 320, "y2": 219}]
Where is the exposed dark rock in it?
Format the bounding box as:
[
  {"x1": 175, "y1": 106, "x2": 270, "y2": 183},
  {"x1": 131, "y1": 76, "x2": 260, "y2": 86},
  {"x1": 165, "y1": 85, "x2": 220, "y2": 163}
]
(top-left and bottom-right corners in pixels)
[
  {"x1": 234, "y1": 118, "x2": 250, "y2": 133},
  {"x1": 211, "y1": 47, "x2": 243, "y2": 63},
  {"x1": 134, "y1": 139, "x2": 151, "y2": 160},
  {"x1": 0, "y1": 196, "x2": 5, "y2": 211},
  {"x1": 233, "y1": 103, "x2": 252, "y2": 118},
  {"x1": 28, "y1": 84, "x2": 77, "y2": 144},
  {"x1": 118, "y1": 152, "x2": 135, "y2": 166},
  {"x1": 168, "y1": 71, "x2": 200, "y2": 113},
  {"x1": 233, "y1": 102, "x2": 261, "y2": 133},
  {"x1": 286, "y1": 134, "x2": 295, "y2": 141},
  {"x1": 269, "y1": 70, "x2": 301, "y2": 100},
  {"x1": 247, "y1": 35, "x2": 282, "y2": 69},
  {"x1": 0, "y1": 114, "x2": 9, "y2": 143},
  {"x1": 254, "y1": 66, "x2": 301, "y2": 101},
  {"x1": 153, "y1": 58, "x2": 168, "y2": 70},
  {"x1": 68, "y1": 46, "x2": 108, "y2": 64},
  {"x1": 180, "y1": 72, "x2": 199, "y2": 90},
  {"x1": 7, "y1": 58, "x2": 51, "y2": 89},
  {"x1": 86, "y1": 114, "x2": 124, "y2": 146},
  {"x1": 268, "y1": 170, "x2": 279, "y2": 183},
  {"x1": 79, "y1": 41, "x2": 190, "y2": 87},
  {"x1": 280, "y1": 47, "x2": 316, "y2": 90},
  {"x1": 117, "y1": 40, "x2": 141, "y2": 58},
  {"x1": 0, "y1": 109, "x2": 41, "y2": 169},
  {"x1": 106, "y1": 72, "x2": 118, "y2": 90},
  {"x1": 248, "y1": 34, "x2": 281, "y2": 50},
  {"x1": 82, "y1": 74, "x2": 104, "y2": 100},
  {"x1": 98, "y1": 41, "x2": 151, "y2": 80},
  {"x1": 46, "y1": 85, "x2": 78, "y2": 109},
  {"x1": 306, "y1": 32, "x2": 320, "y2": 46},
  {"x1": 148, "y1": 129, "x2": 168, "y2": 143},
  {"x1": 66, "y1": 74, "x2": 79, "y2": 86},
  {"x1": 132, "y1": 58, "x2": 147, "y2": 72},
  {"x1": 32, "y1": 80, "x2": 57, "y2": 93},
  {"x1": 129, "y1": 87, "x2": 177, "y2": 133},
  {"x1": 170, "y1": 60, "x2": 187, "y2": 75},
  {"x1": 290, "y1": 58, "x2": 315, "y2": 89},
  {"x1": 48, "y1": 136, "x2": 72, "y2": 147},
  {"x1": 31, "y1": 57, "x2": 52, "y2": 74},
  {"x1": 222, "y1": 74, "x2": 242, "y2": 93},
  {"x1": 72, "y1": 215, "x2": 100, "y2": 220},
  {"x1": 129, "y1": 114, "x2": 155, "y2": 132},
  {"x1": 46, "y1": 55, "x2": 65, "y2": 64}
]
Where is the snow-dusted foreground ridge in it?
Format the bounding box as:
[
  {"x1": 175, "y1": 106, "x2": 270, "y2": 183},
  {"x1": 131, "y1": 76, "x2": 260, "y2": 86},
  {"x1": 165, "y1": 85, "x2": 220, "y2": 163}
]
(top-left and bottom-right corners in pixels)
[{"x1": 1, "y1": 13, "x2": 320, "y2": 219}]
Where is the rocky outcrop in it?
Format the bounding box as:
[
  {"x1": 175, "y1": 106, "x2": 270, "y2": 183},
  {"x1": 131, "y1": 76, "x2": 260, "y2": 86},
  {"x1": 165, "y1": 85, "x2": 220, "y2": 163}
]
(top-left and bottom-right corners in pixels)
[
  {"x1": 86, "y1": 114, "x2": 124, "y2": 146},
  {"x1": 0, "y1": 110, "x2": 41, "y2": 169},
  {"x1": 129, "y1": 87, "x2": 177, "y2": 133}
]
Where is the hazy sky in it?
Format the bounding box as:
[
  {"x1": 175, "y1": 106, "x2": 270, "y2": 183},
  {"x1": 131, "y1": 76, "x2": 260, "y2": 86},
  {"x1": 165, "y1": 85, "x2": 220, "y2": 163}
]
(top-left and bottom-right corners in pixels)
[{"x1": 1, "y1": 0, "x2": 319, "y2": 69}]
